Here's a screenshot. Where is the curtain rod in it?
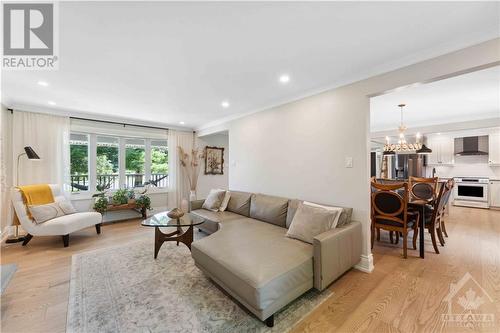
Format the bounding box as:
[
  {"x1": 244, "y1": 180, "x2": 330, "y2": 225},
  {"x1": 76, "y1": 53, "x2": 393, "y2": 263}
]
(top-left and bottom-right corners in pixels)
[
  {"x1": 70, "y1": 116, "x2": 172, "y2": 131},
  {"x1": 7, "y1": 109, "x2": 192, "y2": 132}
]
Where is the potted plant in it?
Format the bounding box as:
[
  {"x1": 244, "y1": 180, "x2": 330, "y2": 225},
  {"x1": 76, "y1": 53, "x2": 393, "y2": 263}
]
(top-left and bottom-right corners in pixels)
[
  {"x1": 93, "y1": 196, "x2": 109, "y2": 214},
  {"x1": 112, "y1": 189, "x2": 129, "y2": 205},
  {"x1": 136, "y1": 194, "x2": 151, "y2": 218},
  {"x1": 135, "y1": 194, "x2": 151, "y2": 211},
  {"x1": 127, "y1": 189, "x2": 136, "y2": 204}
]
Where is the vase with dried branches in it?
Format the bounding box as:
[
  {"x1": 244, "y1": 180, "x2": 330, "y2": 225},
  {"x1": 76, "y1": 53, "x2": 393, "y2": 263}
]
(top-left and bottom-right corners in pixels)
[{"x1": 178, "y1": 146, "x2": 205, "y2": 201}]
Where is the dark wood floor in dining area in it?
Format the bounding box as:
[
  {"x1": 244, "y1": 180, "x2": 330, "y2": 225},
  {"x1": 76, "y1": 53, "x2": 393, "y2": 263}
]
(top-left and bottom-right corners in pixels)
[{"x1": 1, "y1": 206, "x2": 499, "y2": 333}]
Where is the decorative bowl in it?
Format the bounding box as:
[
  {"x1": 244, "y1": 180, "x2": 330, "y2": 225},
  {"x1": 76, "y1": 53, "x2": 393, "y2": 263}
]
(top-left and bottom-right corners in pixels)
[{"x1": 167, "y1": 208, "x2": 184, "y2": 219}]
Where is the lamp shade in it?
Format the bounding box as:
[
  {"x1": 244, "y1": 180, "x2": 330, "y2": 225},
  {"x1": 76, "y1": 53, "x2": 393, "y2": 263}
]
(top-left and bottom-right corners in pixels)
[
  {"x1": 24, "y1": 146, "x2": 40, "y2": 159},
  {"x1": 416, "y1": 144, "x2": 432, "y2": 155}
]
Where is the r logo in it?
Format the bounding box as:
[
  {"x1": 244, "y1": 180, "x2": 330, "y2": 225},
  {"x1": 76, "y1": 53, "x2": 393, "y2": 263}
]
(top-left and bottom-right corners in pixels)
[{"x1": 3, "y1": 3, "x2": 54, "y2": 55}]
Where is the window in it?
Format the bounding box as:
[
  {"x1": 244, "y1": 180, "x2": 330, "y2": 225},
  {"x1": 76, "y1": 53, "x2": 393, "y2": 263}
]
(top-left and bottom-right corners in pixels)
[
  {"x1": 70, "y1": 133, "x2": 89, "y2": 192},
  {"x1": 125, "y1": 138, "x2": 145, "y2": 188},
  {"x1": 151, "y1": 140, "x2": 168, "y2": 188},
  {"x1": 69, "y1": 132, "x2": 168, "y2": 193},
  {"x1": 97, "y1": 136, "x2": 119, "y2": 189}
]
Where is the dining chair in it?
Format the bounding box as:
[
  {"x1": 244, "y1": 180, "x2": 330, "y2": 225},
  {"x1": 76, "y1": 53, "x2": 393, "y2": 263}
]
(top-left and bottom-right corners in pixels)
[
  {"x1": 439, "y1": 179, "x2": 454, "y2": 238},
  {"x1": 371, "y1": 178, "x2": 400, "y2": 244},
  {"x1": 421, "y1": 182, "x2": 448, "y2": 254},
  {"x1": 409, "y1": 176, "x2": 439, "y2": 201},
  {"x1": 370, "y1": 181, "x2": 419, "y2": 258}
]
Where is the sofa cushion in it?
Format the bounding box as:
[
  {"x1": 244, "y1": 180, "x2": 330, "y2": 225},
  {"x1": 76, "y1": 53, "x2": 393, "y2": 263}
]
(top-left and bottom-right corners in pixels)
[
  {"x1": 286, "y1": 199, "x2": 353, "y2": 228},
  {"x1": 286, "y1": 203, "x2": 342, "y2": 244},
  {"x1": 190, "y1": 209, "x2": 242, "y2": 224},
  {"x1": 202, "y1": 189, "x2": 226, "y2": 211},
  {"x1": 192, "y1": 218, "x2": 313, "y2": 311},
  {"x1": 28, "y1": 202, "x2": 66, "y2": 224},
  {"x1": 226, "y1": 191, "x2": 252, "y2": 216},
  {"x1": 249, "y1": 194, "x2": 289, "y2": 227}
]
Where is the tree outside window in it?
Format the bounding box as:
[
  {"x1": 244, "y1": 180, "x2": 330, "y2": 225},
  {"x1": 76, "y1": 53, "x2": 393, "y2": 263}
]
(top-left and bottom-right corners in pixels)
[
  {"x1": 70, "y1": 133, "x2": 89, "y2": 192},
  {"x1": 97, "y1": 136, "x2": 119, "y2": 189}
]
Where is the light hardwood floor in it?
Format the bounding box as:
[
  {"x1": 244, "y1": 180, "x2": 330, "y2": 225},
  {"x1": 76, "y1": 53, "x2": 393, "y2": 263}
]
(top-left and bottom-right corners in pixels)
[{"x1": 1, "y1": 206, "x2": 499, "y2": 333}]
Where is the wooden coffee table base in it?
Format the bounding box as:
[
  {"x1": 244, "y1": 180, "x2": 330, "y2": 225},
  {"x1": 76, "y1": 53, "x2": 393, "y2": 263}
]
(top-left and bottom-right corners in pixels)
[{"x1": 154, "y1": 225, "x2": 194, "y2": 259}]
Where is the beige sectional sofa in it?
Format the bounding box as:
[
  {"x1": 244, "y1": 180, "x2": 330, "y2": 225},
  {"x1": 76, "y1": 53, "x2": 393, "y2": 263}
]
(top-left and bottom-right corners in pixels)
[{"x1": 190, "y1": 191, "x2": 362, "y2": 327}]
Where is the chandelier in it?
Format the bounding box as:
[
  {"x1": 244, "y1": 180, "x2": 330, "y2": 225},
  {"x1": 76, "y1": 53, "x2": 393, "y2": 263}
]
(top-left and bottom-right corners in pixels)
[{"x1": 383, "y1": 104, "x2": 432, "y2": 155}]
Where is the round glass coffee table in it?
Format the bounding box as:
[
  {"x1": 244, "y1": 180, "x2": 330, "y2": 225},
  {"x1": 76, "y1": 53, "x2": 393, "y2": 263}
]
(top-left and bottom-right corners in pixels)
[{"x1": 141, "y1": 211, "x2": 204, "y2": 259}]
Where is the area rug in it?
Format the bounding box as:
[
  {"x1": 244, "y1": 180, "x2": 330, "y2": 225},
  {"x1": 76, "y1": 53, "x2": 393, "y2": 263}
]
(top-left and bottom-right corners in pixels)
[
  {"x1": 67, "y1": 234, "x2": 332, "y2": 333},
  {"x1": 1, "y1": 264, "x2": 17, "y2": 295}
]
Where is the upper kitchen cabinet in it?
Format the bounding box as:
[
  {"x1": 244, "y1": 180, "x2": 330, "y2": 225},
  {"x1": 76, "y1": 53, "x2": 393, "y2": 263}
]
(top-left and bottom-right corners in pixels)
[
  {"x1": 489, "y1": 129, "x2": 500, "y2": 166},
  {"x1": 426, "y1": 134, "x2": 454, "y2": 165}
]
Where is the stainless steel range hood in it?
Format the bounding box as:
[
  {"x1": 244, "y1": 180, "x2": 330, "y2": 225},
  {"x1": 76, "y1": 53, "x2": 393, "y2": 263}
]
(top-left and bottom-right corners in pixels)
[{"x1": 454, "y1": 135, "x2": 489, "y2": 156}]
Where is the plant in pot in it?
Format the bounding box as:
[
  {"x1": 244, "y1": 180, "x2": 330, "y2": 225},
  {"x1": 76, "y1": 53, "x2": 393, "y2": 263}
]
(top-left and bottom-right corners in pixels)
[
  {"x1": 92, "y1": 182, "x2": 111, "y2": 198},
  {"x1": 93, "y1": 196, "x2": 109, "y2": 214},
  {"x1": 112, "y1": 189, "x2": 129, "y2": 205},
  {"x1": 135, "y1": 194, "x2": 151, "y2": 219},
  {"x1": 136, "y1": 194, "x2": 151, "y2": 211},
  {"x1": 127, "y1": 189, "x2": 136, "y2": 204}
]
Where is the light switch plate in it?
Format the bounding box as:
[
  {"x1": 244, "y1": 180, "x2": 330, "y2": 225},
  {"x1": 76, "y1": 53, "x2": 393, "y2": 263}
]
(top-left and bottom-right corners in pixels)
[{"x1": 345, "y1": 157, "x2": 353, "y2": 168}]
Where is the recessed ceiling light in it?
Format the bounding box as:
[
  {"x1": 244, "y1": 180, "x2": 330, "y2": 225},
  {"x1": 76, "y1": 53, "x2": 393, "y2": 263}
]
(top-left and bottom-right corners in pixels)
[
  {"x1": 279, "y1": 74, "x2": 290, "y2": 84},
  {"x1": 38, "y1": 81, "x2": 49, "y2": 87},
  {"x1": 179, "y1": 121, "x2": 185, "y2": 125},
  {"x1": 48, "y1": 101, "x2": 56, "y2": 106},
  {"x1": 221, "y1": 101, "x2": 230, "y2": 108}
]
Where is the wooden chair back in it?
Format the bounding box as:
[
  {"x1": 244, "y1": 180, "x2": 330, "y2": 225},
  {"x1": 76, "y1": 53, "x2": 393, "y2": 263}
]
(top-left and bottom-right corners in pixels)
[
  {"x1": 439, "y1": 179, "x2": 454, "y2": 210},
  {"x1": 430, "y1": 182, "x2": 447, "y2": 223},
  {"x1": 409, "y1": 176, "x2": 438, "y2": 201},
  {"x1": 371, "y1": 181, "x2": 409, "y2": 229}
]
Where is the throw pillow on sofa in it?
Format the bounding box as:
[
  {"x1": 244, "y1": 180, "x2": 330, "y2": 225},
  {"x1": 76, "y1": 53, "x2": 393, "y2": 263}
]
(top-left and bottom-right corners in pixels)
[
  {"x1": 28, "y1": 200, "x2": 78, "y2": 224},
  {"x1": 202, "y1": 189, "x2": 226, "y2": 211},
  {"x1": 286, "y1": 202, "x2": 342, "y2": 244},
  {"x1": 28, "y1": 202, "x2": 65, "y2": 224},
  {"x1": 217, "y1": 189, "x2": 231, "y2": 211},
  {"x1": 303, "y1": 201, "x2": 343, "y2": 229},
  {"x1": 59, "y1": 200, "x2": 77, "y2": 215}
]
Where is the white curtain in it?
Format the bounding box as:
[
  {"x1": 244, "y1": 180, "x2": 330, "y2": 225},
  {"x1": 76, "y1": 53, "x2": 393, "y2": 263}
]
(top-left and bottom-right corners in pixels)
[
  {"x1": 167, "y1": 130, "x2": 193, "y2": 210},
  {"x1": 0, "y1": 107, "x2": 13, "y2": 235},
  {"x1": 12, "y1": 111, "x2": 70, "y2": 189}
]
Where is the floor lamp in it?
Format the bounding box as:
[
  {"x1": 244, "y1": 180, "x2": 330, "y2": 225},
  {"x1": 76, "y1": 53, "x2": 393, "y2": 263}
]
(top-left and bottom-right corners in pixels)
[{"x1": 6, "y1": 146, "x2": 41, "y2": 243}]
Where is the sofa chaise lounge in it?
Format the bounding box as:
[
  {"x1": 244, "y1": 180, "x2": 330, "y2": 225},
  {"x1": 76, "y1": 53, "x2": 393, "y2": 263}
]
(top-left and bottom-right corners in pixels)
[{"x1": 190, "y1": 191, "x2": 362, "y2": 327}]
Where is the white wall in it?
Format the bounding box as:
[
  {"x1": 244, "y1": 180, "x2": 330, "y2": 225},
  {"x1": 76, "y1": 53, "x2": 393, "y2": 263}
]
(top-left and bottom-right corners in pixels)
[
  {"x1": 196, "y1": 133, "x2": 229, "y2": 199},
  {"x1": 200, "y1": 38, "x2": 500, "y2": 272}
]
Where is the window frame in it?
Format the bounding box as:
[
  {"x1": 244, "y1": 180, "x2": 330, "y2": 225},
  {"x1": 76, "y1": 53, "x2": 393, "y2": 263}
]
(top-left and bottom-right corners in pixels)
[{"x1": 70, "y1": 132, "x2": 168, "y2": 196}]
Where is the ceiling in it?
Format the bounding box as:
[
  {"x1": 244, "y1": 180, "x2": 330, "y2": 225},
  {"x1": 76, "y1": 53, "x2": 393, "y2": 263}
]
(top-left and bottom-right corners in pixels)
[
  {"x1": 370, "y1": 65, "x2": 500, "y2": 133},
  {"x1": 2, "y1": 2, "x2": 499, "y2": 129}
]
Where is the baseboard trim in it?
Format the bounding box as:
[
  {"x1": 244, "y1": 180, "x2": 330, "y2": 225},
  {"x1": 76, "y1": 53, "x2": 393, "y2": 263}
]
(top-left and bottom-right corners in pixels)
[{"x1": 354, "y1": 254, "x2": 374, "y2": 273}]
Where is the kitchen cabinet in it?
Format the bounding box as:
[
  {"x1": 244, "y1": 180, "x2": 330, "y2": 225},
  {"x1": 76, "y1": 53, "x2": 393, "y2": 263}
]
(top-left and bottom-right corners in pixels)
[
  {"x1": 488, "y1": 130, "x2": 500, "y2": 166},
  {"x1": 490, "y1": 180, "x2": 500, "y2": 208},
  {"x1": 426, "y1": 134, "x2": 454, "y2": 165}
]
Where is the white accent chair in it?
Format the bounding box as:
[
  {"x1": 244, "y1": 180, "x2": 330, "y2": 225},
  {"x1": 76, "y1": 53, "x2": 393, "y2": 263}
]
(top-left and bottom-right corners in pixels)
[{"x1": 11, "y1": 184, "x2": 102, "y2": 247}]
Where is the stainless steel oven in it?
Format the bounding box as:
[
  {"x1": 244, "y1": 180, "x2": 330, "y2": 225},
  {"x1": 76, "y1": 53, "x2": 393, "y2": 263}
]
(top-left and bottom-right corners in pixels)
[{"x1": 454, "y1": 177, "x2": 489, "y2": 208}]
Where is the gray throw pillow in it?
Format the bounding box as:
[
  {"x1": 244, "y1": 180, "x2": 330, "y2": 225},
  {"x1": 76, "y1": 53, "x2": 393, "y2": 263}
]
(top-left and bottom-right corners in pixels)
[
  {"x1": 28, "y1": 202, "x2": 65, "y2": 224},
  {"x1": 202, "y1": 189, "x2": 226, "y2": 212},
  {"x1": 286, "y1": 203, "x2": 341, "y2": 244},
  {"x1": 58, "y1": 200, "x2": 77, "y2": 215}
]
